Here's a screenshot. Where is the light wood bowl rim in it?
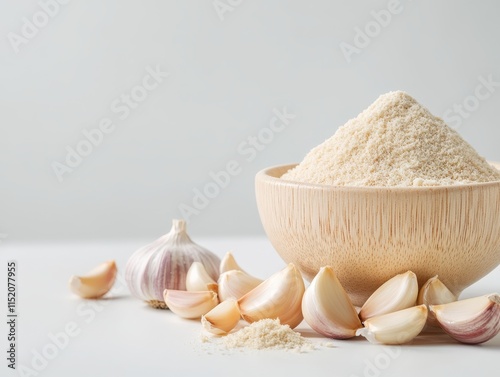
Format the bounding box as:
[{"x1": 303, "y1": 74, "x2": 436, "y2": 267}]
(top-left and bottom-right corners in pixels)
[{"x1": 258, "y1": 163, "x2": 500, "y2": 192}]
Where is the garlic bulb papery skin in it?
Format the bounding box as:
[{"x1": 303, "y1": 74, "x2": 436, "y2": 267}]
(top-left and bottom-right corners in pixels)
[{"x1": 125, "y1": 219, "x2": 221, "y2": 309}]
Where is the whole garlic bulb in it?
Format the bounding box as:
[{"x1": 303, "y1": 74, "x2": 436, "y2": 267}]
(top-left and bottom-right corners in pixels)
[{"x1": 125, "y1": 219, "x2": 220, "y2": 309}]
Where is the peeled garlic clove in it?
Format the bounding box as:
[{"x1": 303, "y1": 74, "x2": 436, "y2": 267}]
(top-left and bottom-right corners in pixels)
[
  {"x1": 220, "y1": 251, "x2": 244, "y2": 274},
  {"x1": 357, "y1": 305, "x2": 428, "y2": 345},
  {"x1": 417, "y1": 276, "x2": 457, "y2": 327},
  {"x1": 359, "y1": 271, "x2": 418, "y2": 321},
  {"x1": 125, "y1": 219, "x2": 220, "y2": 309},
  {"x1": 430, "y1": 294, "x2": 500, "y2": 344},
  {"x1": 69, "y1": 260, "x2": 117, "y2": 299},
  {"x1": 302, "y1": 266, "x2": 362, "y2": 339},
  {"x1": 238, "y1": 263, "x2": 305, "y2": 329},
  {"x1": 201, "y1": 299, "x2": 241, "y2": 335},
  {"x1": 218, "y1": 270, "x2": 263, "y2": 301},
  {"x1": 186, "y1": 262, "x2": 218, "y2": 293},
  {"x1": 163, "y1": 289, "x2": 218, "y2": 319}
]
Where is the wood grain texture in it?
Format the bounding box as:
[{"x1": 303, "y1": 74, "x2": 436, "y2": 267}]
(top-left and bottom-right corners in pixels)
[{"x1": 255, "y1": 164, "x2": 500, "y2": 306}]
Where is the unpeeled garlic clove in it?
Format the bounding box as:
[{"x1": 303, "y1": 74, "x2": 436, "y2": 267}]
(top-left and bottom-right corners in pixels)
[
  {"x1": 163, "y1": 289, "x2": 218, "y2": 319},
  {"x1": 219, "y1": 251, "x2": 244, "y2": 274},
  {"x1": 417, "y1": 276, "x2": 457, "y2": 327},
  {"x1": 186, "y1": 262, "x2": 218, "y2": 293},
  {"x1": 238, "y1": 263, "x2": 305, "y2": 329},
  {"x1": 218, "y1": 270, "x2": 263, "y2": 301},
  {"x1": 69, "y1": 260, "x2": 117, "y2": 299},
  {"x1": 302, "y1": 266, "x2": 362, "y2": 339},
  {"x1": 356, "y1": 305, "x2": 428, "y2": 345},
  {"x1": 430, "y1": 294, "x2": 500, "y2": 344},
  {"x1": 359, "y1": 271, "x2": 418, "y2": 321},
  {"x1": 201, "y1": 299, "x2": 241, "y2": 335}
]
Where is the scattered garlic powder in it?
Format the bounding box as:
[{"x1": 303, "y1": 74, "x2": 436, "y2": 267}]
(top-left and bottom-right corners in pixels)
[
  {"x1": 282, "y1": 91, "x2": 500, "y2": 187},
  {"x1": 205, "y1": 319, "x2": 315, "y2": 352}
]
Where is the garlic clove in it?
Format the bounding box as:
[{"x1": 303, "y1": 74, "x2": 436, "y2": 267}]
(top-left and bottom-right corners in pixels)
[
  {"x1": 356, "y1": 305, "x2": 428, "y2": 345},
  {"x1": 417, "y1": 276, "x2": 457, "y2": 306},
  {"x1": 186, "y1": 262, "x2": 218, "y2": 293},
  {"x1": 238, "y1": 263, "x2": 305, "y2": 329},
  {"x1": 163, "y1": 289, "x2": 218, "y2": 319},
  {"x1": 69, "y1": 260, "x2": 117, "y2": 299},
  {"x1": 220, "y1": 251, "x2": 244, "y2": 274},
  {"x1": 302, "y1": 266, "x2": 362, "y2": 339},
  {"x1": 201, "y1": 299, "x2": 241, "y2": 335},
  {"x1": 218, "y1": 270, "x2": 263, "y2": 301},
  {"x1": 359, "y1": 271, "x2": 418, "y2": 321},
  {"x1": 430, "y1": 294, "x2": 500, "y2": 344},
  {"x1": 417, "y1": 276, "x2": 457, "y2": 327},
  {"x1": 125, "y1": 219, "x2": 220, "y2": 308}
]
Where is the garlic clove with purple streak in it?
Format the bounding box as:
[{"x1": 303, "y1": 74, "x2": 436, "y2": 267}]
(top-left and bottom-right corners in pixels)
[{"x1": 430, "y1": 294, "x2": 500, "y2": 344}]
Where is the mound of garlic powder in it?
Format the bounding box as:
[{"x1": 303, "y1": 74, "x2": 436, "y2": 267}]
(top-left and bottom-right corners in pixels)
[
  {"x1": 202, "y1": 319, "x2": 322, "y2": 352},
  {"x1": 223, "y1": 319, "x2": 312, "y2": 351},
  {"x1": 282, "y1": 91, "x2": 500, "y2": 186}
]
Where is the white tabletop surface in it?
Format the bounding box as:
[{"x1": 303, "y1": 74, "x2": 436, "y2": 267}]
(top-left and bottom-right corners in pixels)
[{"x1": 1, "y1": 237, "x2": 499, "y2": 377}]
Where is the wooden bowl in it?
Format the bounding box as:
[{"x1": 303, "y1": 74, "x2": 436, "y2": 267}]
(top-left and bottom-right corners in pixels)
[{"x1": 255, "y1": 164, "x2": 500, "y2": 306}]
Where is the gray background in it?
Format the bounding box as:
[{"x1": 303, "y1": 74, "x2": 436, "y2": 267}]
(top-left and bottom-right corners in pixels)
[{"x1": 1, "y1": 0, "x2": 500, "y2": 241}]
